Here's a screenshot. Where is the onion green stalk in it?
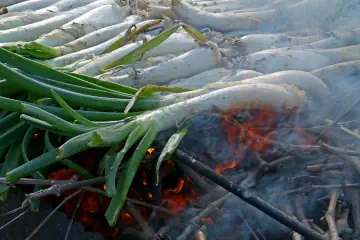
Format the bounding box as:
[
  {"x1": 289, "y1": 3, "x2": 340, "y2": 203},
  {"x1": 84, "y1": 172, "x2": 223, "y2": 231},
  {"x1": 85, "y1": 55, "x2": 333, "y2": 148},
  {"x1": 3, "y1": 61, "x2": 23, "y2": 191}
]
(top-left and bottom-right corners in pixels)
[
  {"x1": 54, "y1": 15, "x2": 142, "y2": 56},
  {"x1": 0, "y1": 142, "x2": 22, "y2": 200},
  {"x1": 110, "y1": 45, "x2": 221, "y2": 87},
  {"x1": 155, "y1": 127, "x2": 187, "y2": 184},
  {"x1": 102, "y1": 19, "x2": 163, "y2": 54},
  {"x1": 105, "y1": 121, "x2": 158, "y2": 227},
  {"x1": 50, "y1": 89, "x2": 100, "y2": 127},
  {"x1": 0, "y1": 48, "x2": 136, "y2": 96},
  {"x1": 22, "y1": 126, "x2": 45, "y2": 211},
  {"x1": 102, "y1": 23, "x2": 207, "y2": 70}
]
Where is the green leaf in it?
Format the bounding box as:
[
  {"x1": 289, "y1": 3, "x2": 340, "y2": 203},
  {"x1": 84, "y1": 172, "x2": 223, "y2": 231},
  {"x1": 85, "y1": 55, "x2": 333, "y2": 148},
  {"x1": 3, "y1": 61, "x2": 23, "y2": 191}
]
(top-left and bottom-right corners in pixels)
[
  {"x1": 156, "y1": 127, "x2": 187, "y2": 184},
  {"x1": 181, "y1": 24, "x2": 208, "y2": 41},
  {"x1": 2, "y1": 42, "x2": 59, "y2": 59},
  {"x1": 105, "y1": 121, "x2": 158, "y2": 227},
  {"x1": 51, "y1": 89, "x2": 100, "y2": 127},
  {"x1": 0, "y1": 142, "x2": 22, "y2": 200},
  {"x1": 124, "y1": 85, "x2": 194, "y2": 114},
  {"x1": 105, "y1": 122, "x2": 149, "y2": 196},
  {"x1": 102, "y1": 19, "x2": 163, "y2": 54},
  {"x1": 102, "y1": 24, "x2": 181, "y2": 70}
]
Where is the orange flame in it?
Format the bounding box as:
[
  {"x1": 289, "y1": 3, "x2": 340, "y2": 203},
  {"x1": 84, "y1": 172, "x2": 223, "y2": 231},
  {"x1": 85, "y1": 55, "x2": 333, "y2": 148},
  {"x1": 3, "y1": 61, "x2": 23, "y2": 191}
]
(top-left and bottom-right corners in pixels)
[
  {"x1": 103, "y1": 184, "x2": 107, "y2": 191},
  {"x1": 202, "y1": 217, "x2": 214, "y2": 224},
  {"x1": 215, "y1": 160, "x2": 237, "y2": 175},
  {"x1": 168, "y1": 179, "x2": 185, "y2": 194},
  {"x1": 147, "y1": 148, "x2": 155, "y2": 154}
]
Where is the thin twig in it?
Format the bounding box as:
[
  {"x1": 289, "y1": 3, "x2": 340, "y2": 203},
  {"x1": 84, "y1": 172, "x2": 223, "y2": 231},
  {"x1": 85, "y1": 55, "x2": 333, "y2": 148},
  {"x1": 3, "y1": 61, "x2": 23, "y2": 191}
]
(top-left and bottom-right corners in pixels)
[
  {"x1": 25, "y1": 190, "x2": 82, "y2": 240},
  {"x1": 128, "y1": 198, "x2": 176, "y2": 216},
  {"x1": 0, "y1": 200, "x2": 30, "y2": 218},
  {"x1": 281, "y1": 183, "x2": 360, "y2": 195},
  {"x1": 239, "y1": 211, "x2": 260, "y2": 240},
  {"x1": 316, "y1": 96, "x2": 360, "y2": 141},
  {"x1": 305, "y1": 163, "x2": 344, "y2": 173},
  {"x1": 175, "y1": 149, "x2": 326, "y2": 240},
  {"x1": 324, "y1": 191, "x2": 340, "y2": 240},
  {"x1": 127, "y1": 202, "x2": 155, "y2": 238},
  {"x1": 336, "y1": 208, "x2": 352, "y2": 235},
  {"x1": 325, "y1": 119, "x2": 360, "y2": 140},
  {"x1": 64, "y1": 191, "x2": 85, "y2": 240},
  {"x1": 27, "y1": 177, "x2": 107, "y2": 200},
  {"x1": 0, "y1": 206, "x2": 30, "y2": 231},
  {"x1": 177, "y1": 193, "x2": 229, "y2": 240},
  {"x1": 194, "y1": 226, "x2": 207, "y2": 240}
]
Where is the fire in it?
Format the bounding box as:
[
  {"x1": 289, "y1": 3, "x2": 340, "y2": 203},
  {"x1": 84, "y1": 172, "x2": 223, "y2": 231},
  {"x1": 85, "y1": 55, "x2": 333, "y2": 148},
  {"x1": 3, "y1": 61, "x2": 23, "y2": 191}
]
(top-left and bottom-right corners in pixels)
[
  {"x1": 220, "y1": 108, "x2": 314, "y2": 161},
  {"x1": 202, "y1": 217, "x2": 214, "y2": 224},
  {"x1": 103, "y1": 184, "x2": 107, "y2": 191},
  {"x1": 33, "y1": 133, "x2": 40, "y2": 139},
  {"x1": 148, "y1": 192, "x2": 153, "y2": 199},
  {"x1": 215, "y1": 160, "x2": 237, "y2": 175},
  {"x1": 120, "y1": 211, "x2": 136, "y2": 226},
  {"x1": 147, "y1": 148, "x2": 155, "y2": 154},
  {"x1": 168, "y1": 179, "x2": 185, "y2": 194}
]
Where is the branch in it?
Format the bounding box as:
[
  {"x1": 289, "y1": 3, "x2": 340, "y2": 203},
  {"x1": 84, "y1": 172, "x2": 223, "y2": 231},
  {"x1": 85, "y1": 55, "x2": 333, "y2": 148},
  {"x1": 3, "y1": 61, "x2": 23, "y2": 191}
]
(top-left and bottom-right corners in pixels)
[
  {"x1": 127, "y1": 202, "x2": 155, "y2": 238},
  {"x1": 25, "y1": 190, "x2": 82, "y2": 240},
  {"x1": 174, "y1": 149, "x2": 326, "y2": 240},
  {"x1": 64, "y1": 191, "x2": 85, "y2": 240},
  {"x1": 27, "y1": 176, "x2": 107, "y2": 200},
  {"x1": 324, "y1": 191, "x2": 340, "y2": 240}
]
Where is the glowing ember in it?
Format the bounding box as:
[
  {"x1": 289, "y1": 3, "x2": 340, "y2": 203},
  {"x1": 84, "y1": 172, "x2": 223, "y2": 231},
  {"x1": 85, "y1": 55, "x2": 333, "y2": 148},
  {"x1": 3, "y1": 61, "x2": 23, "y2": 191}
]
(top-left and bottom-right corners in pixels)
[
  {"x1": 168, "y1": 179, "x2": 185, "y2": 194},
  {"x1": 148, "y1": 192, "x2": 153, "y2": 199},
  {"x1": 120, "y1": 211, "x2": 136, "y2": 226},
  {"x1": 103, "y1": 184, "x2": 107, "y2": 191},
  {"x1": 215, "y1": 160, "x2": 237, "y2": 175},
  {"x1": 33, "y1": 133, "x2": 40, "y2": 139},
  {"x1": 147, "y1": 148, "x2": 155, "y2": 154},
  {"x1": 201, "y1": 217, "x2": 214, "y2": 224}
]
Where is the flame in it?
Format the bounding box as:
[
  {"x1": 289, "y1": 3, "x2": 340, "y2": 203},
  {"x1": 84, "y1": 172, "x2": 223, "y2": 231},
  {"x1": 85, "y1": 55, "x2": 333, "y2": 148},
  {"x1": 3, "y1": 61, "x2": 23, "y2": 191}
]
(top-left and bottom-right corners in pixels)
[
  {"x1": 162, "y1": 177, "x2": 202, "y2": 213},
  {"x1": 147, "y1": 148, "x2": 155, "y2": 154},
  {"x1": 168, "y1": 179, "x2": 185, "y2": 194},
  {"x1": 148, "y1": 192, "x2": 153, "y2": 199},
  {"x1": 120, "y1": 211, "x2": 136, "y2": 226},
  {"x1": 202, "y1": 217, "x2": 214, "y2": 224},
  {"x1": 215, "y1": 160, "x2": 237, "y2": 175},
  {"x1": 103, "y1": 184, "x2": 107, "y2": 191}
]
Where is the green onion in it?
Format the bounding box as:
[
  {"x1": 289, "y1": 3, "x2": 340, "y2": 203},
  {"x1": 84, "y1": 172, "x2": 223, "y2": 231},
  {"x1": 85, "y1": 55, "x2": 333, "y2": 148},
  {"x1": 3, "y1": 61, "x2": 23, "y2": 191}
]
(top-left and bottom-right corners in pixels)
[{"x1": 0, "y1": 142, "x2": 22, "y2": 200}]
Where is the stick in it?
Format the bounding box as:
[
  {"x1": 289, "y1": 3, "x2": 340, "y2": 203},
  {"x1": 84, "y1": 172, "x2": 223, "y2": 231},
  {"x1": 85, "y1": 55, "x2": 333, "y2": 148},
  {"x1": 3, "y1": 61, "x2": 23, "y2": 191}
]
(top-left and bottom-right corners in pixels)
[
  {"x1": 194, "y1": 226, "x2": 207, "y2": 240},
  {"x1": 316, "y1": 97, "x2": 360, "y2": 141},
  {"x1": 325, "y1": 119, "x2": 360, "y2": 140},
  {"x1": 64, "y1": 191, "x2": 85, "y2": 240},
  {"x1": 177, "y1": 162, "x2": 213, "y2": 193},
  {"x1": 174, "y1": 149, "x2": 327, "y2": 240},
  {"x1": 25, "y1": 190, "x2": 82, "y2": 240},
  {"x1": 305, "y1": 163, "x2": 344, "y2": 173},
  {"x1": 0, "y1": 200, "x2": 30, "y2": 218},
  {"x1": 27, "y1": 176, "x2": 107, "y2": 199},
  {"x1": 336, "y1": 208, "x2": 352, "y2": 235},
  {"x1": 281, "y1": 183, "x2": 360, "y2": 195},
  {"x1": 128, "y1": 198, "x2": 176, "y2": 216},
  {"x1": 0, "y1": 206, "x2": 30, "y2": 231},
  {"x1": 127, "y1": 202, "x2": 155, "y2": 238},
  {"x1": 324, "y1": 191, "x2": 339, "y2": 240},
  {"x1": 177, "y1": 193, "x2": 229, "y2": 240},
  {"x1": 351, "y1": 189, "x2": 360, "y2": 239}
]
